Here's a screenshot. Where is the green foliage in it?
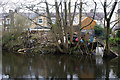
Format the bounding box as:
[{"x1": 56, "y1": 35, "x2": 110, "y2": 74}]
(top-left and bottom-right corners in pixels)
[
  {"x1": 109, "y1": 31, "x2": 120, "y2": 45},
  {"x1": 109, "y1": 37, "x2": 116, "y2": 44},
  {"x1": 94, "y1": 24, "x2": 105, "y2": 38},
  {"x1": 116, "y1": 30, "x2": 120, "y2": 38},
  {"x1": 116, "y1": 37, "x2": 120, "y2": 41}
]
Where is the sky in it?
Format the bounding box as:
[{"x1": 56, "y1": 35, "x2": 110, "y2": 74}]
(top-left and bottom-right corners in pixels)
[
  {"x1": 0, "y1": 0, "x2": 120, "y2": 23},
  {"x1": 0, "y1": 0, "x2": 120, "y2": 13}
]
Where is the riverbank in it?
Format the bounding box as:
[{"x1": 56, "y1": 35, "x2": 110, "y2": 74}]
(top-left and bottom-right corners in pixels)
[
  {"x1": 2, "y1": 31, "x2": 119, "y2": 57},
  {"x1": 2, "y1": 31, "x2": 60, "y2": 55}
]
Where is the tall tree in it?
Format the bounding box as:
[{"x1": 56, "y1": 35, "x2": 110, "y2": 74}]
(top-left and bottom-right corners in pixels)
[{"x1": 103, "y1": 0, "x2": 118, "y2": 57}]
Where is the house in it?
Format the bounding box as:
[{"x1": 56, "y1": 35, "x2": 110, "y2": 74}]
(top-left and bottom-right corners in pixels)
[
  {"x1": 0, "y1": 10, "x2": 32, "y2": 31},
  {"x1": 1, "y1": 10, "x2": 15, "y2": 30},
  {"x1": 73, "y1": 9, "x2": 104, "y2": 27},
  {"x1": 85, "y1": 10, "x2": 104, "y2": 27},
  {"x1": 29, "y1": 12, "x2": 94, "y2": 29},
  {"x1": 28, "y1": 10, "x2": 104, "y2": 33},
  {"x1": 0, "y1": 12, "x2": 11, "y2": 30},
  {"x1": 0, "y1": 9, "x2": 104, "y2": 32},
  {"x1": 0, "y1": 10, "x2": 51, "y2": 32},
  {"x1": 30, "y1": 13, "x2": 56, "y2": 29}
]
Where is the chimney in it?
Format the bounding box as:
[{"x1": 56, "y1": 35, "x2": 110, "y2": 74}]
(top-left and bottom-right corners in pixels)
[
  {"x1": 15, "y1": 7, "x2": 20, "y2": 13},
  {"x1": 35, "y1": 8, "x2": 39, "y2": 13},
  {"x1": 90, "y1": 9, "x2": 94, "y2": 13},
  {"x1": 9, "y1": 10, "x2": 13, "y2": 13}
]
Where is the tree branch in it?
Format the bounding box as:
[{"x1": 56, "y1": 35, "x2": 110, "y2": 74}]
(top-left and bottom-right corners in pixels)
[{"x1": 109, "y1": 0, "x2": 118, "y2": 19}]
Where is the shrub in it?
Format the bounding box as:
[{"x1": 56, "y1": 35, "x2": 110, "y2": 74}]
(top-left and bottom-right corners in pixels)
[
  {"x1": 116, "y1": 30, "x2": 120, "y2": 38},
  {"x1": 94, "y1": 24, "x2": 105, "y2": 39},
  {"x1": 2, "y1": 31, "x2": 25, "y2": 51}
]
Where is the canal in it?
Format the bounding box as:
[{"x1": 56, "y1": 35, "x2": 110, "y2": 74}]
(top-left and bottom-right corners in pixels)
[{"x1": 2, "y1": 52, "x2": 120, "y2": 79}]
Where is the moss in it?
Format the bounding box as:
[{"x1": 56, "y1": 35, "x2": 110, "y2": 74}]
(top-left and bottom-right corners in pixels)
[
  {"x1": 31, "y1": 36, "x2": 38, "y2": 39},
  {"x1": 34, "y1": 49, "x2": 39, "y2": 52},
  {"x1": 34, "y1": 53, "x2": 39, "y2": 55}
]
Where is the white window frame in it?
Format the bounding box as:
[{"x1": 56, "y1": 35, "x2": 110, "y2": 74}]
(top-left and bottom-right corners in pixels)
[{"x1": 38, "y1": 18, "x2": 43, "y2": 24}]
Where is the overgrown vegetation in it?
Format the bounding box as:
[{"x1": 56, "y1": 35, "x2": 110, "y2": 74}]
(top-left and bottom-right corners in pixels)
[
  {"x1": 2, "y1": 31, "x2": 25, "y2": 51},
  {"x1": 2, "y1": 13, "x2": 31, "y2": 51},
  {"x1": 110, "y1": 30, "x2": 120, "y2": 45}
]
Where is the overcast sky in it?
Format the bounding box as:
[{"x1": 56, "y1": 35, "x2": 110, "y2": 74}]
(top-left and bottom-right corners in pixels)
[
  {"x1": 0, "y1": 0, "x2": 120, "y2": 13},
  {"x1": 0, "y1": 0, "x2": 120, "y2": 22}
]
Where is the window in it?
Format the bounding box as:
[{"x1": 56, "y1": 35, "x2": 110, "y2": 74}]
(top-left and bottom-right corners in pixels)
[
  {"x1": 6, "y1": 19, "x2": 10, "y2": 24},
  {"x1": 0, "y1": 19, "x2": 2, "y2": 25},
  {"x1": 51, "y1": 18, "x2": 56, "y2": 24},
  {"x1": 38, "y1": 19, "x2": 42, "y2": 24}
]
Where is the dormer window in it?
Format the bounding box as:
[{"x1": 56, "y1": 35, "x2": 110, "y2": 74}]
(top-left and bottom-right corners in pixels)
[{"x1": 38, "y1": 19, "x2": 42, "y2": 24}]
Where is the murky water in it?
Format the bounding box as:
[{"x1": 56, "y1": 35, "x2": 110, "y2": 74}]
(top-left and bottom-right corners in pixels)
[{"x1": 2, "y1": 52, "x2": 120, "y2": 79}]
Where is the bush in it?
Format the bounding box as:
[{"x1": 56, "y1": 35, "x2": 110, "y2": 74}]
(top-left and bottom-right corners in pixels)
[
  {"x1": 94, "y1": 24, "x2": 105, "y2": 38},
  {"x1": 2, "y1": 31, "x2": 25, "y2": 51}
]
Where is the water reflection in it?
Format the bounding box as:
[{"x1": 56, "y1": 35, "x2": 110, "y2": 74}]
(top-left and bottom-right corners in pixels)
[{"x1": 2, "y1": 53, "x2": 120, "y2": 79}]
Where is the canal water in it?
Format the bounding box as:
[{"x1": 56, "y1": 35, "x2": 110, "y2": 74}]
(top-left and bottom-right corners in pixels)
[{"x1": 2, "y1": 52, "x2": 120, "y2": 79}]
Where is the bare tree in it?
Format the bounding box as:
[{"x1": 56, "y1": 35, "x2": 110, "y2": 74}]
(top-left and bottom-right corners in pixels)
[
  {"x1": 45, "y1": 0, "x2": 97, "y2": 53},
  {"x1": 103, "y1": 0, "x2": 118, "y2": 56}
]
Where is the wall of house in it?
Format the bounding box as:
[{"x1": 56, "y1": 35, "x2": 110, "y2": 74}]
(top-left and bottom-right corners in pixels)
[
  {"x1": 14, "y1": 13, "x2": 31, "y2": 29},
  {"x1": 73, "y1": 13, "x2": 87, "y2": 26},
  {"x1": 73, "y1": 17, "x2": 96, "y2": 32},
  {"x1": 31, "y1": 16, "x2": 48, "y2": 28},
  {"x1": 81, "y1": 17, "x2": 96, "y2": 30}
]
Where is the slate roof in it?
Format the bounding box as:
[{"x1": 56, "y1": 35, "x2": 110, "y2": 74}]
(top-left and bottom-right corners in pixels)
[
  {"x1": 0, "y1": 13, "x2": 9, "y2": 18},
  {"x1": 0, "y1": 11, "x2": 104, "y2": 21},
  {"x1": 0, "y1": 12, "x2": 42, "y2": 20},
  {"x1": 20, "y1": 13, "x2": 40, "y2": 20},
  {"x1": 85, "y1": 12, "x2": 104, "y2": 20}
]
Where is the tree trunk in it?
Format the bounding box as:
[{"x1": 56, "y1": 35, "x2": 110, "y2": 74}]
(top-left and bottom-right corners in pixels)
[
  {"x1": 74, "y1": 0, "x2": 82, "y2": 49},
  {"x1": 64, "y1": 1, "x2": 69, "y2": 53},
  {"x1": 104, "y1": 19, "x2": 110, "y2": 55}
]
